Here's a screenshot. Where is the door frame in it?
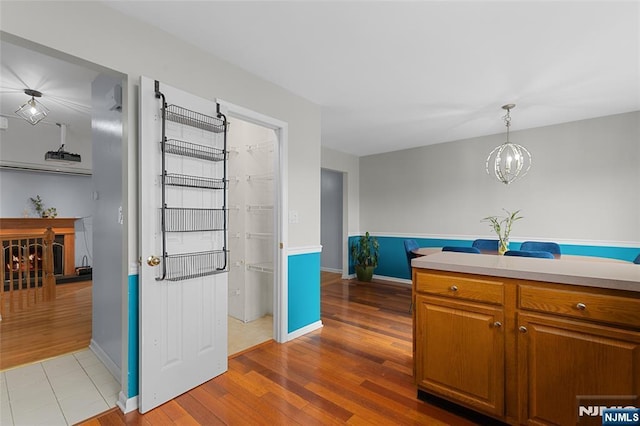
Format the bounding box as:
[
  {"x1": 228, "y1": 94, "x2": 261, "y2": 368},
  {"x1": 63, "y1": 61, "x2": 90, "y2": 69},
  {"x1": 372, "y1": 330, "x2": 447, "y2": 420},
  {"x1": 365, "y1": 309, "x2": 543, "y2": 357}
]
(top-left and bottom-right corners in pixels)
[
  {"x1": 0, "y1": 29, "x2": 128, "y2": 387},
  {"x1": 320, "y1": 168, "x2": 344, "y2": 273},
  {"x1": 217, "y1": 99, "x2": 288, "y2": 343}
]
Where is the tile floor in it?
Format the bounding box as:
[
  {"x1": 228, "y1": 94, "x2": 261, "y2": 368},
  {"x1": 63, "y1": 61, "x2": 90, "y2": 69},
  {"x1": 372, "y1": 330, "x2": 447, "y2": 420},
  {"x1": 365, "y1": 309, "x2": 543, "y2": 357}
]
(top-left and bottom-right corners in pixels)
[
  {"x1": 0, "y1": 349, "x2": 119, "y2": 426},
  {"x1": 0, "y1": 315, "x2": 272, "y2": 425},
  {"x1": 228, "y1": 314, "x2": 273, "y2": 355}
]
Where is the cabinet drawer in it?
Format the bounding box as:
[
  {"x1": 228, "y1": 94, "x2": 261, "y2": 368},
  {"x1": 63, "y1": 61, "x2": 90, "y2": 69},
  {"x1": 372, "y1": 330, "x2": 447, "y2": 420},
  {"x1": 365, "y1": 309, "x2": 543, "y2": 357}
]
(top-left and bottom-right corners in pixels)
[
  {"x1": 519, "y1": 285, "x2": 640, "y2": 328},
  {"x1": 415, "y1": 271, "x2": 504, "y2": 305}
]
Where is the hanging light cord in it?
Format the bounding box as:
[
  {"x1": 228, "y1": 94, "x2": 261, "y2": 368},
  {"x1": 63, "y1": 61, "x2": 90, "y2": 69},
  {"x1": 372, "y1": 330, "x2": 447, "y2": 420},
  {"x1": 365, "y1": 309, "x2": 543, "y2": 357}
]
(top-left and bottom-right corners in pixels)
[{"x1": 502, "y1": 108, "x2": 511, "y2": 142}]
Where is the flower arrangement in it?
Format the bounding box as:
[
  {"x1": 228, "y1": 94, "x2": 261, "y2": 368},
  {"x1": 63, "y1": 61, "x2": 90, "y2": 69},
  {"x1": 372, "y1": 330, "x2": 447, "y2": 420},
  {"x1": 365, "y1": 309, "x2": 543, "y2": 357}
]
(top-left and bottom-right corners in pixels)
[
  {"x1": 29, "y1": 195, "x2": 58, "y2": 218},
  {"x1": 482, "y1": 209, "x2": 523, "y2": 255}
]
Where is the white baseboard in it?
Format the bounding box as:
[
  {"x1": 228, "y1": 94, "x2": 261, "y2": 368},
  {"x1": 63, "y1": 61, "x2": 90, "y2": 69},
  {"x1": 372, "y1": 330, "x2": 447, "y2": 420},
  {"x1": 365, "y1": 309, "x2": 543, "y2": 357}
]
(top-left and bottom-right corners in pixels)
[
  {"x1": 286, "y1": 320, "x2": 323, "y2": 341},
  {"x1": 320, "y1": 267, "x2": 342, "y2": 273},
  {"x1": 116, "y1": 391, "x2": 138, "y2": 413},
  {"x1": 372, "y1": 274, "x2": 412, "y2": 286},
  {"x1": 346, "y1": 273, "x2": 411, "y2": 286},
  {"x1": 90, "y1": 339, "x2": 121, "y2": 383}
]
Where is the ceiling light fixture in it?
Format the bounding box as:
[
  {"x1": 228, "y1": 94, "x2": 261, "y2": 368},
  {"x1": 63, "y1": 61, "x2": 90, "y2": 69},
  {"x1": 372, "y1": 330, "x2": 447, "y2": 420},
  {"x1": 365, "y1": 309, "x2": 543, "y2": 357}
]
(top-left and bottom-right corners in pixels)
[
  {"x1": 485, "y1": 104, "x2": 531, "y2": 185},
  {"x1": 15, "y1": 89, "x2": 49, "y2": 125}
]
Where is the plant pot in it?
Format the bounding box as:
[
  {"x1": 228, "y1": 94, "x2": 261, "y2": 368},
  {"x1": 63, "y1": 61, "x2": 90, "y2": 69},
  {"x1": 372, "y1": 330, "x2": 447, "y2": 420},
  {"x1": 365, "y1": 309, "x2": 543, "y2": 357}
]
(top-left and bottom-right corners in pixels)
[{"x1": 355, "y1": 265, "x2": 375, "y2": 282}]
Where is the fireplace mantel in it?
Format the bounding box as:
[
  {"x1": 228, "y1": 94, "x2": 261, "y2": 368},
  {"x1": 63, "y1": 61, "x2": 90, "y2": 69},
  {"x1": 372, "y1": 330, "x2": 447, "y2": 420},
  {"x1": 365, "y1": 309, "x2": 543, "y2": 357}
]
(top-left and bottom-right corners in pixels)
[{"x1": 1, "y1": 218, "x2": 76, "y2": 276}]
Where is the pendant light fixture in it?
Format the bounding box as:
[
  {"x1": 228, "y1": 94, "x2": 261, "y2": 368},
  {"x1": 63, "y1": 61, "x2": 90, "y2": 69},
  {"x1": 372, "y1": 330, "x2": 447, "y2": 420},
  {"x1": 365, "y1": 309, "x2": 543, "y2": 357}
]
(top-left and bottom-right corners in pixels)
[
  {"x1": 485, "y1": 104, "x2": 531, "y2": 185},
  {"x1": 15, "y1": 89, "x2": 49, "y2": 125}
]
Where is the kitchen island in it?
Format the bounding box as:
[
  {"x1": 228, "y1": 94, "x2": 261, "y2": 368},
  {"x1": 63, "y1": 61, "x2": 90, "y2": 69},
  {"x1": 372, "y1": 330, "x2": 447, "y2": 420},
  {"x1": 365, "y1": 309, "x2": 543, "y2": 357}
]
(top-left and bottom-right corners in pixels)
[{"x1": 411, "y1": 252, "x2": 640, "y2": 426}]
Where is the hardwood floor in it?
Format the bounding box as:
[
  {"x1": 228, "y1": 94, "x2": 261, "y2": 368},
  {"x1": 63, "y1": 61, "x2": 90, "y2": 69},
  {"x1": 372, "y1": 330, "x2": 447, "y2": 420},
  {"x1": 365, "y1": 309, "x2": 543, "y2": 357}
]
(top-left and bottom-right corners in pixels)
[
  {"x1": 0, "y1": 280, "x2": 92, "y2": 371},
  {"x1": 81, "y1": 272, "x2": 479, "y2": 425}
]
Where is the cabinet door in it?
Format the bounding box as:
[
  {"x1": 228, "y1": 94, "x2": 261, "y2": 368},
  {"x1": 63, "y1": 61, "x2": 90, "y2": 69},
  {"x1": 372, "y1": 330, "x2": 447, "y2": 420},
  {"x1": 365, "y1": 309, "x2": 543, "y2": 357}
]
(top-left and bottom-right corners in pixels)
[
  {"x1": 415, "y1": 294, "x2": 505, "y2": 417},
  {"x1": 518, "y1": 313, "x2": 640, "y2": 426}
]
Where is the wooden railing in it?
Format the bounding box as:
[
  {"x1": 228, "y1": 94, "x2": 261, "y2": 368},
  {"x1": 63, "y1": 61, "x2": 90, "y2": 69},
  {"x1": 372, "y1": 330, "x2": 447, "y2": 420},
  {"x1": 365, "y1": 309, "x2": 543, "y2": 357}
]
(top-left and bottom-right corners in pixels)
[{"x1": 1, "y1": 227, "x2": 56, "y2": 317}]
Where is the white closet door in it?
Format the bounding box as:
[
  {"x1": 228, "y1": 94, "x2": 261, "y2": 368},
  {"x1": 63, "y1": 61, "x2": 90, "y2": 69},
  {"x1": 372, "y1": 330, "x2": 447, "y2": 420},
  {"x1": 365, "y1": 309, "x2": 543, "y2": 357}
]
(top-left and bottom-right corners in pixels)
[{"x1": 139, "y1": 76, "x2": 227, "y2": 413}]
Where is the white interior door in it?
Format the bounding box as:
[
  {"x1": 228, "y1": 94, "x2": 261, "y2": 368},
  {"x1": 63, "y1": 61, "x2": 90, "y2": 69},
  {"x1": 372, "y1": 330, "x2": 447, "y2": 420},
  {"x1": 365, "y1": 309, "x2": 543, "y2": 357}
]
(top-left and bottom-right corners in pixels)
[{"x1": 139, "y1": 76, "x2": 227, "y2": 413}]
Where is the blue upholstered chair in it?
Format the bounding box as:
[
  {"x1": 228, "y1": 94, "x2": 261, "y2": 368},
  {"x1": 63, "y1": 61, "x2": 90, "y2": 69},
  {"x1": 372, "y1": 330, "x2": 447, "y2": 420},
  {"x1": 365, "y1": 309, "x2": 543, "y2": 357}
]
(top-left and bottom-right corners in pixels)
[
  {"x1": 442, "y1": 246, "x2": 481, "y2": 254},
  {"x1": 404, "y1": 239, "x2": 420, "y2": 312},
  {"x1": 520, "y1": 241, "x2": 561, "y2": 258},
  {"x1": 504, "y1": 250, "x2": 555, "y2": 259},
  {"x1": 472, "y1": 239, "x2": 499, "y2": 254},
  {"x1": 634, "y1": 253, "x2": 640, "y2": 264},
  {"x1": 404, "y1": 239, "x2": 420, "y2": 274}
]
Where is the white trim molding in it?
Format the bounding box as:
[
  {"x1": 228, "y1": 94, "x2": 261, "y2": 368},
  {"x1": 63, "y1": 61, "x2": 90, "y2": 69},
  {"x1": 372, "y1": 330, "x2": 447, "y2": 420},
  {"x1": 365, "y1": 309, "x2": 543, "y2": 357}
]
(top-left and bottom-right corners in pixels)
[
  {"x1": 372, "y1": 274, "x2": 412, "y2": 286},
  {"x1": 353, "y1": 232, "x2": 640, "y2": 248},
  {"x1": 116, "y1": 392, "x2": 138, "y2": 413},
  {"x1": 288, "y1": 245, "x2": 322, "y2": 256},
  {"x1": 346, "y1": 273, "x2": 412, "y2": 286},
  {"x1": 286, "y1": 320, "x2": 323, "y2": 341}
]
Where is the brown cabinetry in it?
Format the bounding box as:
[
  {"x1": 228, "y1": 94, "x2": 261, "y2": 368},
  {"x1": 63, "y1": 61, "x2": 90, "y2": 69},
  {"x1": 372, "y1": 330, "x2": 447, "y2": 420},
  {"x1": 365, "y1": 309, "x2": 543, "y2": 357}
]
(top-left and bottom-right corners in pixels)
[
  {"x1": 517, "y1": 282, "x2": 640, "y2": 426},
  {"x1": 415, "y1": 293, "x2": 505, "y2": 416},
  {"x1": 414, "y1": 270, "x2": 507, "y2": 418},
  {"x1": 517, "y1": 313, "x2": 640, "y2": 425},
  {"x1": 413, "y1": 269, "x2": 640, "y2": 425}
]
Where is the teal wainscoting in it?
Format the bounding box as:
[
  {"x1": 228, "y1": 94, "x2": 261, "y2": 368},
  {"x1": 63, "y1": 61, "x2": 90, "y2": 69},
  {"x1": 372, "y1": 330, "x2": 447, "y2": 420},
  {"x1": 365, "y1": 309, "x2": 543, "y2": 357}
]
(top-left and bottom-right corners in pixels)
[
  {"x1": 349, "y1": 235, "x2": 473, "y2": 280},
  {"x1": 349, "y1": 235, "x2": 639, "y2": 281},
  {"x1": 288, "y1": 251, "x2": 321, "y2": 333},
  {"x1": 127, "y1": 274, "x2": 139, "y2": 398}
]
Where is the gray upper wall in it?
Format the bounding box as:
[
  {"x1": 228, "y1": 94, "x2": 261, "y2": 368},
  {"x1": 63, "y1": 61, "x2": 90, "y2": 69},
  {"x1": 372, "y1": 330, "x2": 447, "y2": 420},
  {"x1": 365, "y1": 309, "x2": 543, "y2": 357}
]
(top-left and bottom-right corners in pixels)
[{"x1": 359, "y1": 111, "x2": 640, "y2": 245}]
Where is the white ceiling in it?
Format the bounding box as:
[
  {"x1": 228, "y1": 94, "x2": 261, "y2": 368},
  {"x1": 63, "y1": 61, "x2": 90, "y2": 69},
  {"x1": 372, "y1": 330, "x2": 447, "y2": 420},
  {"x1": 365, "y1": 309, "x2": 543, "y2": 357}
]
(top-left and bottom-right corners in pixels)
[
  {"x1": 2, "y1": 2, "x2": 638, "y2": 158},
  {"x1": 103, "y1": 1, "x2": 640, "y2": 156},
  {"x1": 0, "y1": 40, "x2": 98, "y2": 138}
]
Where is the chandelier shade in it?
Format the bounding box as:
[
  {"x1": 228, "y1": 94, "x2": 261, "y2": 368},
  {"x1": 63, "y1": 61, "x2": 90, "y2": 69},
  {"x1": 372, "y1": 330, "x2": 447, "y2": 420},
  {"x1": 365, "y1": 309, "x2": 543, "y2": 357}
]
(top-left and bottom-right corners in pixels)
[
  {"x1": 15, "y1": 89, "x2": 49, "y2": 125},
  {"x1": 486, "y1": 104, "x2": 531, "y2": 185}
]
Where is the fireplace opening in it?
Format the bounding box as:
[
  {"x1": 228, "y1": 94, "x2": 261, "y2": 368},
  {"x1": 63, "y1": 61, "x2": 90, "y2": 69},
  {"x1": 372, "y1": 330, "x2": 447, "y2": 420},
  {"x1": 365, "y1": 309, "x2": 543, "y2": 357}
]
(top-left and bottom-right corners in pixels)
[
  {"x1": 1, "y1": 218, "x2": 82, "y2": 289},
  {"x1": 2, "y1": 235, "x2": 65, "y2": 289}
]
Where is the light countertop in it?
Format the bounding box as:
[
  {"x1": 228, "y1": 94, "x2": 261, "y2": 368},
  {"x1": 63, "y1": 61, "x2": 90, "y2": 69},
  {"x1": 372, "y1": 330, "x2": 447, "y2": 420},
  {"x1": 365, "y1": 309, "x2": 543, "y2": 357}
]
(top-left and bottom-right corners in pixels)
[{"x1": 412, "y1": 252, "x2": 640, "y2": 292}]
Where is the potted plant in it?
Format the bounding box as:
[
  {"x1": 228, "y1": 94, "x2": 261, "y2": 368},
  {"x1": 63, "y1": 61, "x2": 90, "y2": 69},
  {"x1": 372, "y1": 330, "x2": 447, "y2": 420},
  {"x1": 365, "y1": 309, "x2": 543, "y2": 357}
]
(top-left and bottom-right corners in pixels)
[
  {"x1": 482, "y1": 209, "x2": 523, "y2": 255},
  {"x1": 350, "y1": 231, "x2": 379, "y2": 282},
  {"x1": 29, "y1": 195, "x2": 58, "y2": 218}
]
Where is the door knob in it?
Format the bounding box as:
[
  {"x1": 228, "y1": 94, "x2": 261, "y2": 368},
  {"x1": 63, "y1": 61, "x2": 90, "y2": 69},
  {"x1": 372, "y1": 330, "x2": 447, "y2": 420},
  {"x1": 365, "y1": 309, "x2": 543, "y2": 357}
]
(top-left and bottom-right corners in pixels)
[
  {"x1": 492, "y1": 321, "x2": 502, "y2": 328},
  {"x1": 519, "y1": 326, "x2": 528, "y2": 333},
  {"x1": 147, "y1": 255, "x2": 161, "y2": 266}
]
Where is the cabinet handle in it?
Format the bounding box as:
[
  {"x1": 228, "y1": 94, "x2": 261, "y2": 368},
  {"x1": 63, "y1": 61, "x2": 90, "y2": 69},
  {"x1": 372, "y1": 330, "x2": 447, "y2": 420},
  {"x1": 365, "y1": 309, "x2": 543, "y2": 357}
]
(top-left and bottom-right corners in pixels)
[
  {"x1": 493, "y1": 321, "x2": 502, "y2": 328},
  {"x1": 519, "y1": 326, "x2": 528, "y2": 333},
  {"x1": 576, "y1": 302, "x2": 586, "y2": 310},
  {"x1": 450, "y1": 285, "x2": 458, "y2": 292}
]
